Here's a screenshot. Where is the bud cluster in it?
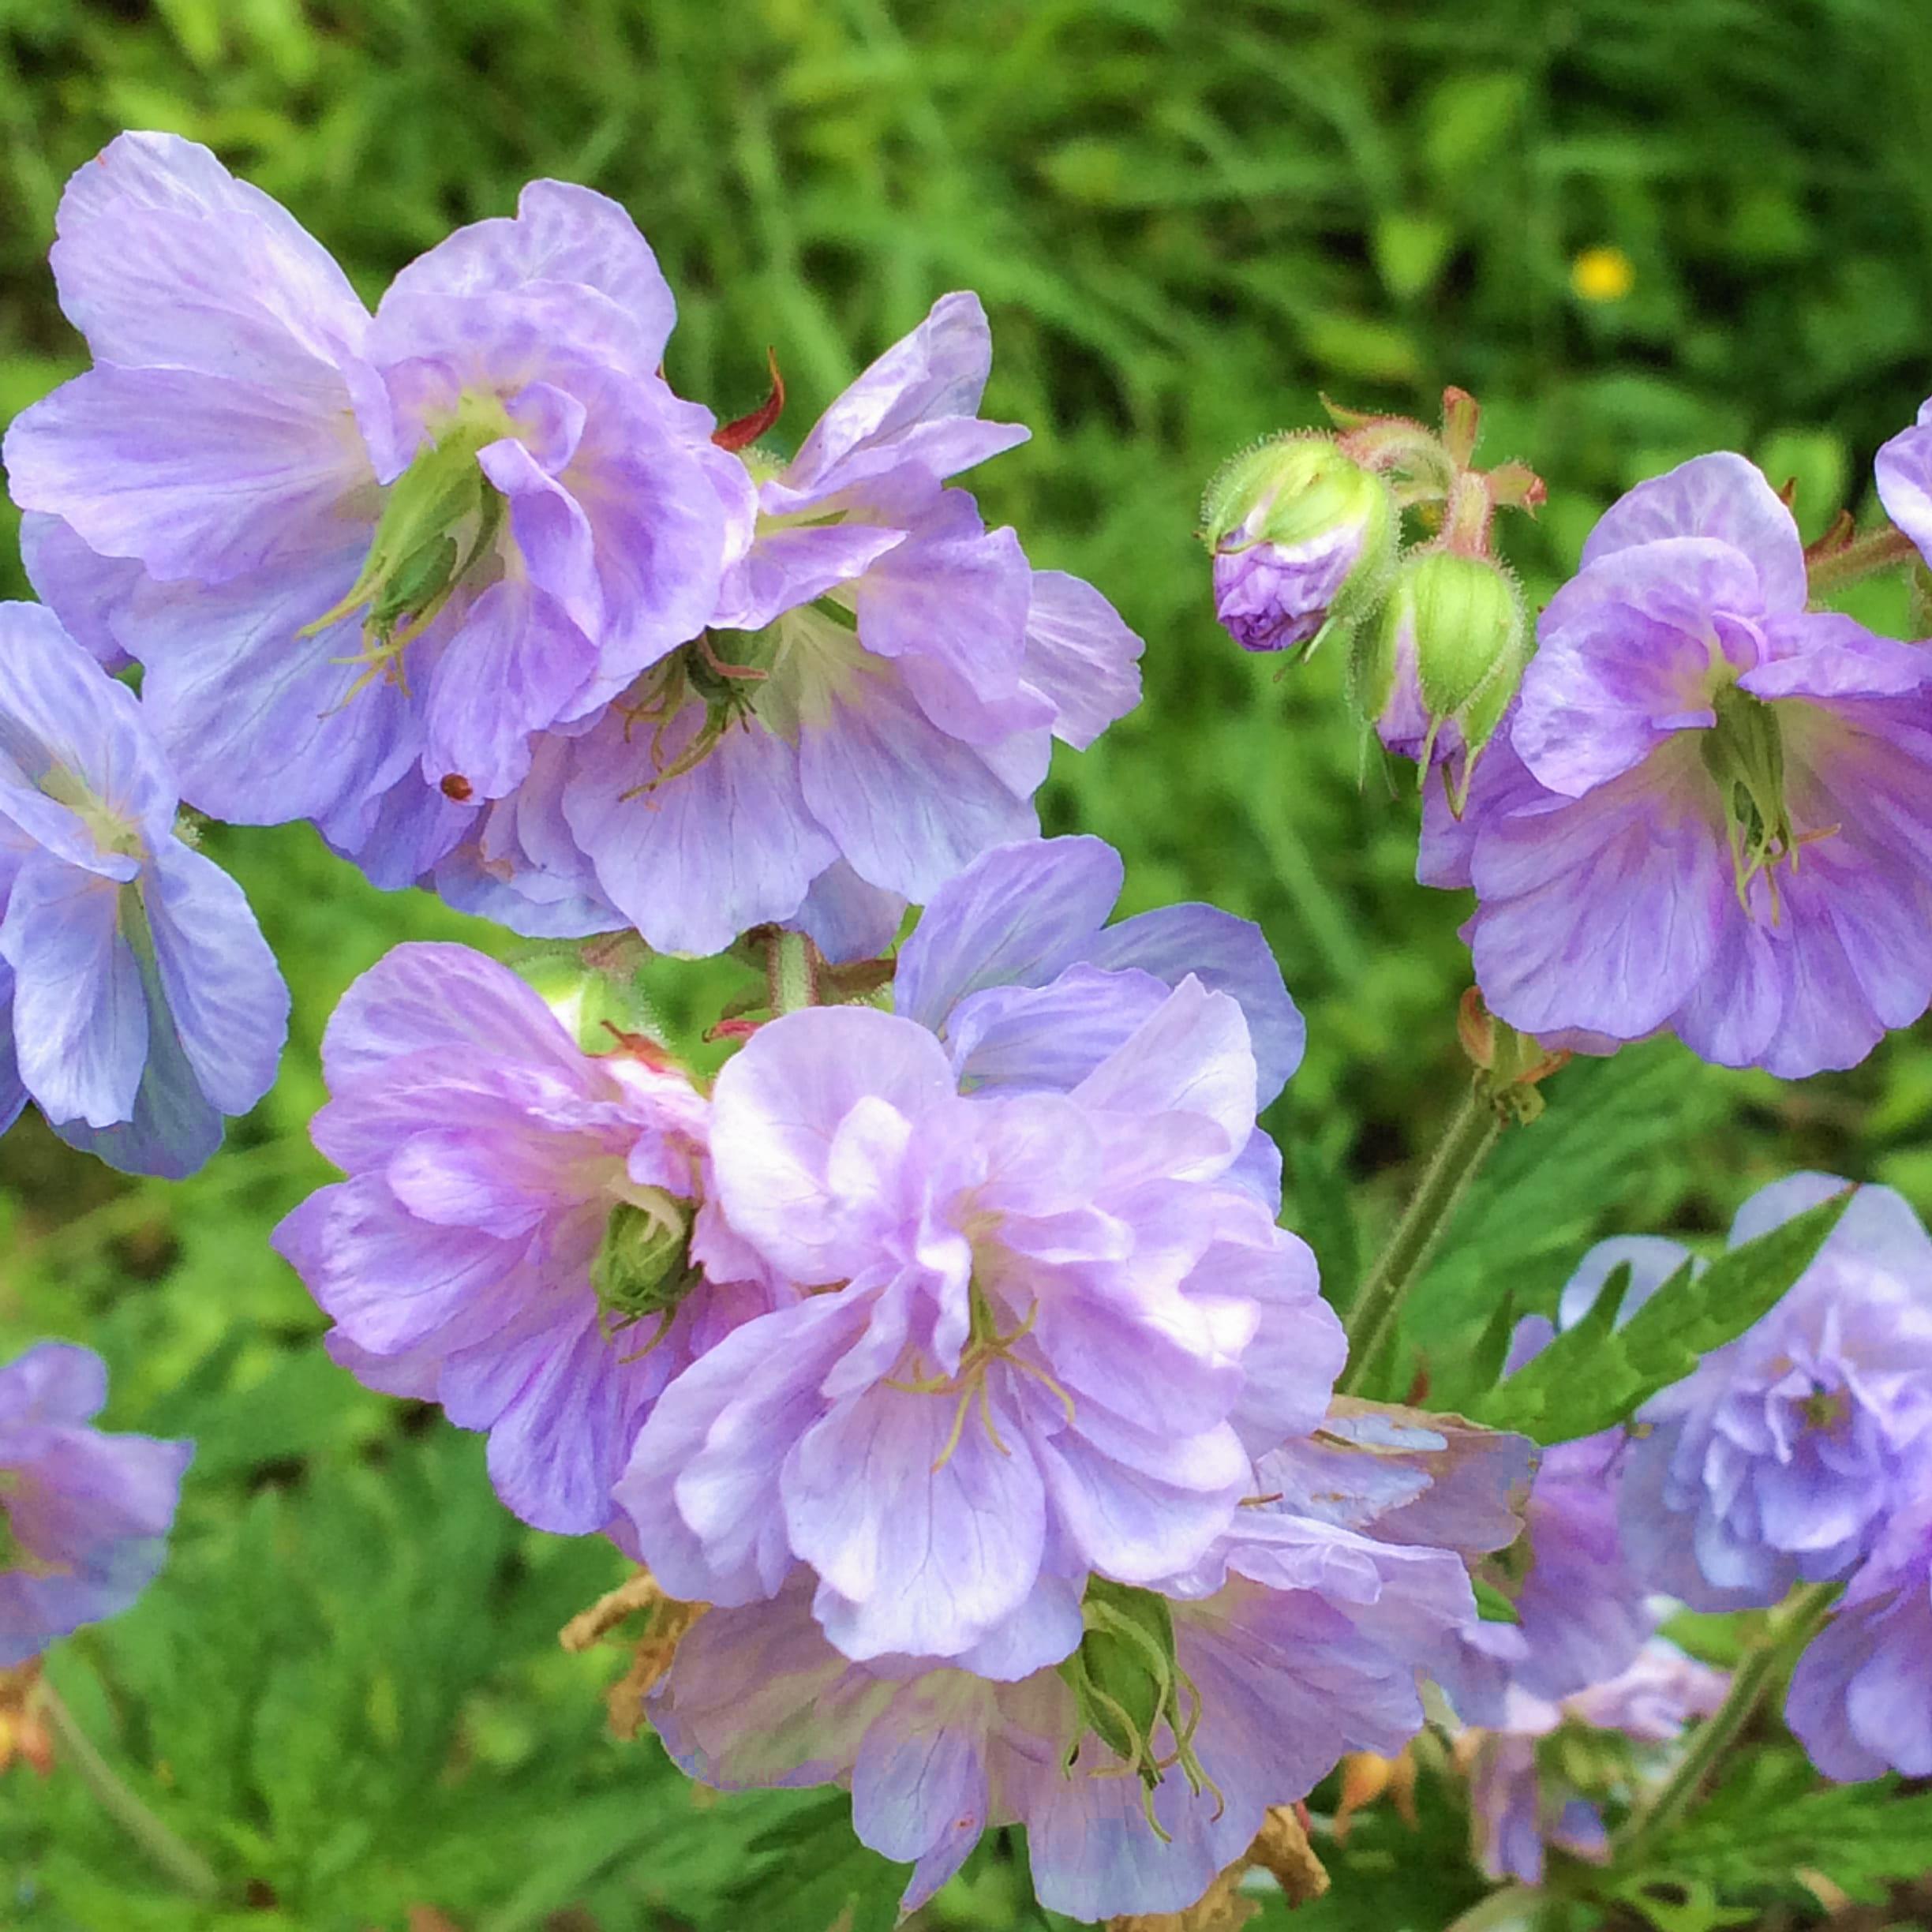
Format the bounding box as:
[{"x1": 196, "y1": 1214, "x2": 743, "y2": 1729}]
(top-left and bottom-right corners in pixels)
[{"x1": 1202, "y1": 388, "x2": 1541, "y2": 807}]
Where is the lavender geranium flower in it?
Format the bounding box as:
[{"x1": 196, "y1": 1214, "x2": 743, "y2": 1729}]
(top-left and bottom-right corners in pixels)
[
  {"x1": 614, "y1": 983, "x2": 1343, "y2": 1668},
  {"x1": 442, "y1": 294, "x2": 1144, "y2": 954},
  {"x1": 3, "y1": 133, "x2": 749, "y2": 859},
  {"x1": 271, "y1": 943, "x2": 793, "y2": 1537},
  {"x1": 1422, "y1": 453, "x2": 1932, "y2": 1076},
  {"x1": 0, "y1": 601, "x2": 286, "y2": 1178},
  {"x1": 1604, "y1": 1177, "x2": 1932, "y2": 1610},
  {"x1": 1787, "y1": 1494, "x2": 1932, "y2": 1780},
  {"x1": 1458, "y1": 1639, "x2": 1728, "y2": 1885},
  {"x1": 648, "y1": 1410, "x2": 1528, "y2": 1921},
  {"x1": 0, "y1": 1342, "x2": 192, "y2": 1665}
]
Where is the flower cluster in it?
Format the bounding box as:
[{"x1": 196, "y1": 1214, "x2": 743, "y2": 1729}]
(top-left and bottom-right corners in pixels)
[
  {"x1": 1, "y1": 1342, "x2": 191, "y2": 1666},
  {"x1": 269, "y1": 837, "x2": 1535, "y2": 1918},
  {"x1": 1452, "y1": 1178, "x2": 1932, "y2": 1804},
  {"x1": 4, "y1": 133, "x2": 1143, "y2": 962}
]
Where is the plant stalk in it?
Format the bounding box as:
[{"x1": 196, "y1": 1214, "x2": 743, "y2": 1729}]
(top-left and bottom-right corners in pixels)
[
  {"x1": 1339, "y1": 1081, "x2": 1503, "y2": 1394},
  {"x1": 767, "y1": 928, "x2": 818, "y2": 1015},
  {"x1": 1612, "y1": 1581, "x2": 1838, "y2": 1865},
  {"x1": 38, "y1": 1679, "x2": 220, "y2": 1901},
  {"x1": 1806, "y1": 522, "x2": 1918, "y2": 594}
]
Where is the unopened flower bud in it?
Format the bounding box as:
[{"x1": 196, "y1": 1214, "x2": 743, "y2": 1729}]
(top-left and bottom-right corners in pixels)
[
  {"x1": 1202, "y1": 436, "x2": 1396, "y2": 655},
  {"x1": 592, "y1": 1189, "x2": 701, "y2": 1342},
  {"x1": 1354, "y1": 549, "x2": 1527, "y2": 793}
]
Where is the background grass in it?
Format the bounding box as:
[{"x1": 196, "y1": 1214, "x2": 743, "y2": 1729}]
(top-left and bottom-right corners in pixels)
[{"x1": 3, "y1": 1, "x2": 1931, "y2": 1926}]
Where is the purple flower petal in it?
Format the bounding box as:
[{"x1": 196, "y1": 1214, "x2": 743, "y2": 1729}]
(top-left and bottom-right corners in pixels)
[{"x1": 1579, "y1": 451, "x2": 1807, "y2": 612}]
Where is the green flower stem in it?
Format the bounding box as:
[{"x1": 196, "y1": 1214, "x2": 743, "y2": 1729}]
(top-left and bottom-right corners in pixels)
[
  {"x1": 1612, "y1": 1582, "x2": 1837, "y2": 1866},
  {"x1": 39, "y1": 1679, "x2": 221, "y2": 1901},
  {"x1": 1338, "y1": 1080, "x2": 1503, "y2": 1395},
  {"x1": 768, "y1": 928, "x2": 819, "y2": 1015},
  {"x1": 1805, "y1": 522, "x2": 1919, "y2": 594}
]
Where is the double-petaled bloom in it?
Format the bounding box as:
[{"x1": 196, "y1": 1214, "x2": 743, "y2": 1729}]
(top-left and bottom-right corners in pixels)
[
  {"x1": 271, "y1": 944, "x2": 793, "y2": 1537},
  {"x1": 1610, "y1": 1176, "x2": 1932, "y2": 1611},
  {"x1": 1425, "y1": 453, "x2": 1932, "y2": 1076},
  {"x1": 4, "y1": 133, "x2": 754, "y2": 882},
  {"x1": 615, "y1": 980, "x2": 1339, "y2": 1666},
  {"x1": 649, "y1": 1406, "x2": 1530, "y2": 1922},
  {"x1": 1, "y1": 1342, "x2": 192, "y2": 1665},
  {"x1": 0, "y1": 601, "x2": 286, "y2": 1177},
  {"x1": 444, "y1": 295, "x2": 1146, "y2": 957}
]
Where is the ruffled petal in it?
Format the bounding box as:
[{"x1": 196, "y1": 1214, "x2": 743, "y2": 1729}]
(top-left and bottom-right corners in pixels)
[{"x1": 1578, "y1": 451, "x2": 1807, "y2": 612}]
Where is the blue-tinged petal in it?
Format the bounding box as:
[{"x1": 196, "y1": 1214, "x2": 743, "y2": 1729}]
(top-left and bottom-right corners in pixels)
[
  {"x1": 798, "y1": 667, "x2": 1039, "y2": 901},
  {"x1": 379, "y1": 179, "x2": 677, "y2": 373},
  {"x1": 788, "y1": 859, "x2": 905, "y2": 965},
  {"x1": 946, "y1": 963, "x2": 1167, "y2": 1092},
  {"x1": 892, "y1": 835, "x2": 1124, "y2": 1031},
  {"x1": 795, "y1": 1381, "x2": 1048, "y2": 1661},
  {"x1": 565, "y1": 705, "x2": 836, "y2": 956},
  {"x1": 128, "y1": 539, "x2": 420, "y2": 829},
  {"x1": 141, "y1": 839, "x2": 287, "y2": 1117},
  {"x1": 0, "y1": 852, "x2": 145, "y2": 1130},
  {"x1": 1020, "y1": 568, "x2": 1144, "y2": 748},
  {"x1": 778, "y1": 292, "x2": 1028, "y2": 501},
  {"x1": 4, "y1": 365, "x2": 373, "y2": 586},
  {"x1": 50, "y1": 131, "x2": 370, "y2": 386},
  {"x1": 18, "y1": 515, "x2": 139, "y2": 672},
  {"x1": 1082, "y1": 900, "x2": 1305, "y2": 1104},
  {"x1": 422, "y1": 578, "x2": 595, "y2": 800},
  {"x1": 318, "y1": 942, "x2": 582, "y2": 1088}
]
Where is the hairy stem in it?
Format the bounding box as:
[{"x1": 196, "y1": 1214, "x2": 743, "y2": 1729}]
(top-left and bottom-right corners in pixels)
[
  {"x1": 39, "y1": 1679, "x2": 220, "y2": 1900},
  {"x1": 1613, "y1": 1581, "x2": 1838, "y2": 1864},
  {"x1": 1806, "y1": 522, "x2": 1919, "y2": 594},
  {"x1": 1339, "y1": 1082, "x2": 1503, "y2": 1394},
  {"x1": 767, "y1": 928, "x2": 818, "y2": 1015}
]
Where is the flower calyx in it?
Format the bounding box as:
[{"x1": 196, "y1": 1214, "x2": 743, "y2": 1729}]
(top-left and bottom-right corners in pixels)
[
  {"x1": 592, "y1": 1189, "x2": 703, "y2": 1352},
  {"x1": 304, "y1": 403, "x2": 509, "y2": 694},
  {"x1": 1058, "y1": 1578, "x2": 1222, "y2": 1838}
]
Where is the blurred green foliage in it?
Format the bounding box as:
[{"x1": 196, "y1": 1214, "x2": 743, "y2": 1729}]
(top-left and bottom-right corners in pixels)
[{"x1": 3, "y1": 0, "x2": 1932, "y2": 1925}]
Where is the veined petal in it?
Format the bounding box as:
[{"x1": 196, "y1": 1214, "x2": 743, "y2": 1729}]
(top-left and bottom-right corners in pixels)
[
  {"x1": 797, "y1": 665, "x2": 1039, "y2": 901},
  {"x1": 893, "y1": 835, "x2": 1123, "y2": 1032},
  {"x1": 709, "y1": 1006, "x2": 956, "y2": 1281},
  {"x1": 1578, "y1": 451, "x2": 1807, "y2": 612},
  {"x1": 0, "y1": 852, "x2": 145, "y2": 1129},
  {"x1": 380, "y1": 179, "x2": 677, "y2": 373},
  {"x1": 1020, "y1": 568, "x2": 1144, "y2": 748},
  {"x1": 140, "y1": 840, "x2": 287, "y2": 1117},
  {"x1": 564, "y1": 706, "x2": 836, "y2": 957},
  {"x1": 781, "y1": 292, "x2": 1028, "y2": 500},
  {"x1": 5, "y1": 365, "x2": 373, "y2": 586},
  {"x1": 50, "y1": 130, "x2": 370, "y2": 385}
]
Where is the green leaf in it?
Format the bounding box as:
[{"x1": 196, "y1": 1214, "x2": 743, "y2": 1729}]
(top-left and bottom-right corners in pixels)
[
  {"x1": 1631, "y1": 1755, "x2": 1932, "y2": 1909},
  {"x1": 1466, "y1": 1189, "x2": 1852, "y2": 1442},
  {"x1": 719, "y1": 1794, "x2": 908, "y2": 1932},
  {"x1": 1472, "y1": 1578, "x2": 1521, "y2": 1625}
]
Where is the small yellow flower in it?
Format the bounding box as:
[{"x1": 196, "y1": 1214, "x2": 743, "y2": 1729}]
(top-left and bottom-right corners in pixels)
[{"x1": 1571, "y1": 245, "x2": 1635, "y2": 303}]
